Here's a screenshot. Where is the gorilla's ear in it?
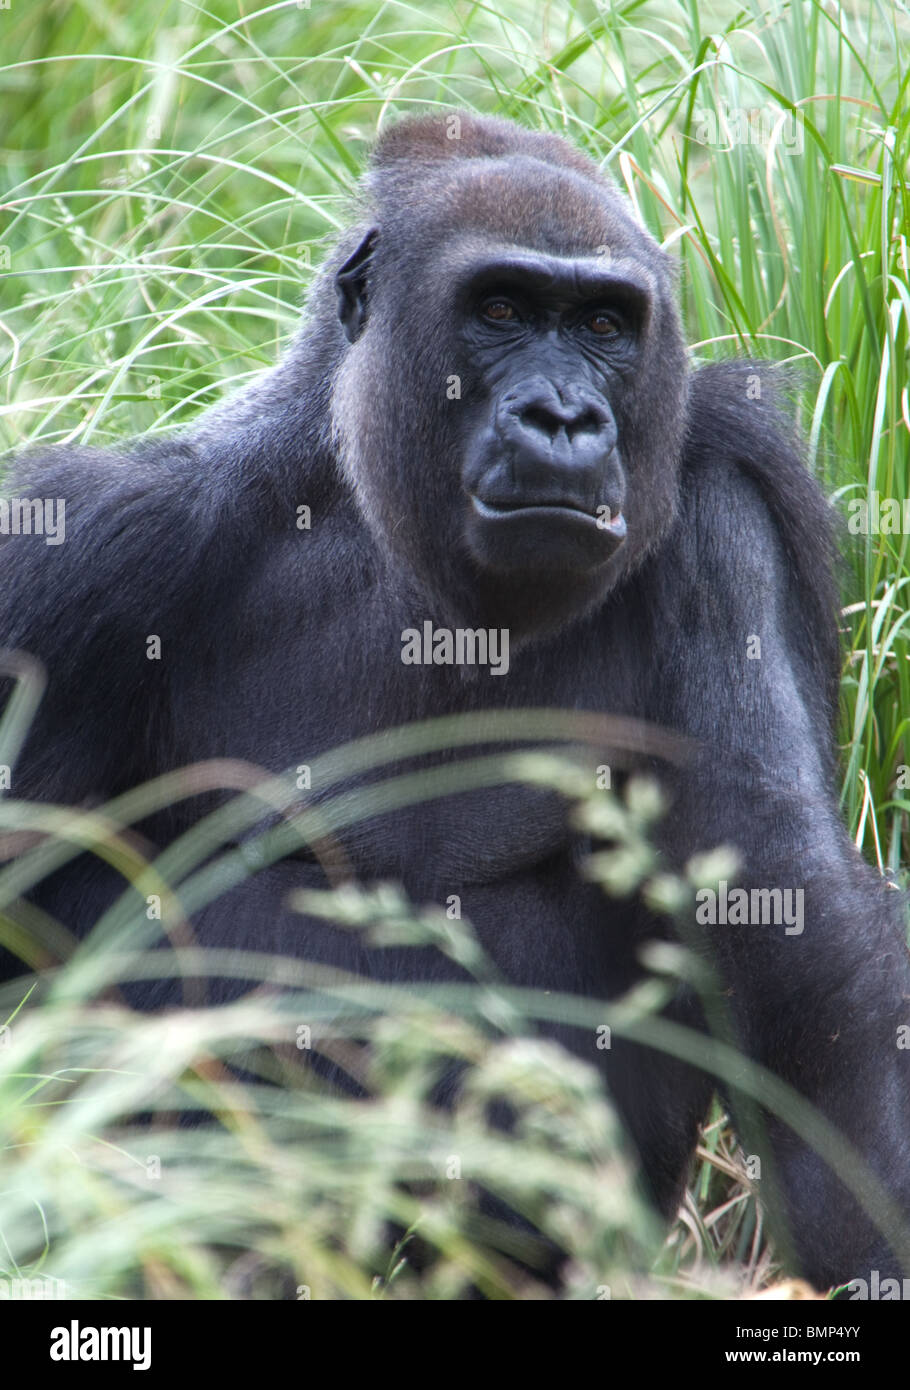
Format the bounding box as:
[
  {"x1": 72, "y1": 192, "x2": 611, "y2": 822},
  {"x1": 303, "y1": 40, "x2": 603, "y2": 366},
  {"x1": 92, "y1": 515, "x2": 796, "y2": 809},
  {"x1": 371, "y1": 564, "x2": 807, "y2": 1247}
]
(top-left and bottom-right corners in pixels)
[{"x1": 335, "y1": 228, "x2": 379, "y2": 343}]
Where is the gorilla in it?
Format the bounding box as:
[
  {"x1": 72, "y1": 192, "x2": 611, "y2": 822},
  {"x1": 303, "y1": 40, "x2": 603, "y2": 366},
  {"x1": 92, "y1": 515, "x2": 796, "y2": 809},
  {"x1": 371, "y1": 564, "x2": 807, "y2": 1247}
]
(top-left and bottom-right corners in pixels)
[{"x1": 1, "y1": 110, "x2": 909, "y2": 1294}]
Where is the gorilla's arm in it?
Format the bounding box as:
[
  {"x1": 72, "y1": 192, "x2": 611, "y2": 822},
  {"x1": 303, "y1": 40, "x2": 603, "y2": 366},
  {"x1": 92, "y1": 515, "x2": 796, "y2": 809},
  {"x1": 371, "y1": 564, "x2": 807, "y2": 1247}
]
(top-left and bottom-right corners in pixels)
[
  {"x1": 0, "y1": 339, "x2": 339, "y2": 809},
  {"x1": 0, "y1": 440, "x2": 222, "y2": 801},
  {"x1": 658, "y1": 363, "x2": 910, "y2": 1289}
]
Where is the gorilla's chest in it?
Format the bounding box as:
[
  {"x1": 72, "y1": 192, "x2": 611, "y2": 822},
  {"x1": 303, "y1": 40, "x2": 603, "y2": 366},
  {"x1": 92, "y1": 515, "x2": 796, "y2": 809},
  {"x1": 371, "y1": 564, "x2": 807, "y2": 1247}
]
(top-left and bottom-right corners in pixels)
[{"x1": 168, "y1": 561, "x2": 655, "y2": 896}]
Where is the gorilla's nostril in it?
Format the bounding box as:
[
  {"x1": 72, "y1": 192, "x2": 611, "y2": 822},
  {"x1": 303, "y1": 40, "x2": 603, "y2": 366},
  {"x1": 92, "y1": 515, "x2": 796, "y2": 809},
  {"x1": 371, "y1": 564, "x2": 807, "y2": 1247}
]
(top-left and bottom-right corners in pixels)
[
  {"x1": 568, "y1": 409, "x2": 604, "y2": 439},
  {"x1": 519, "y1": 403, "x2": 608, "y2": 440},
  {"x1": 521, "y1": 404, "x2": 564, "y2": 438}
]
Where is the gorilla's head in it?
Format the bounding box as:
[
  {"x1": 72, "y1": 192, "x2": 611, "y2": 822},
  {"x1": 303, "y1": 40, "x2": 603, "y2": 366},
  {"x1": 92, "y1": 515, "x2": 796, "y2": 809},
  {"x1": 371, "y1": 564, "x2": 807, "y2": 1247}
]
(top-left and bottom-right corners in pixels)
[{"x1": 326, "y1": 111, "x2": 688, "y2": 637}]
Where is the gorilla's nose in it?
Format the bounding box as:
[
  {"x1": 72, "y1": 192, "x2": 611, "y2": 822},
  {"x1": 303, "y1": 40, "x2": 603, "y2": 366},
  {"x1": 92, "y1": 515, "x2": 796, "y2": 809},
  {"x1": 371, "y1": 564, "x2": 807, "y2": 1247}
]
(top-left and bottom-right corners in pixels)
[
  {"x1": 494, "y1": 379, "x2": 618, "y2": 507},
  {"x1": 501, "y1": 379, "x2": 616, "y2": 459},
  {"x1": 516, "y1": 391, "x2": 609, "y2": 444}
]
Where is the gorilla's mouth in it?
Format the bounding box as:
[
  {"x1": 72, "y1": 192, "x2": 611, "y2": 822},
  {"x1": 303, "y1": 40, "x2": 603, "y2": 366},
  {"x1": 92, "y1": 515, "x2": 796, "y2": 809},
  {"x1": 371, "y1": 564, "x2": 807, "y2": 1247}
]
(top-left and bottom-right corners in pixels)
[{"x1": 471, "y1": 494, "x2": 627, "y2": 539}]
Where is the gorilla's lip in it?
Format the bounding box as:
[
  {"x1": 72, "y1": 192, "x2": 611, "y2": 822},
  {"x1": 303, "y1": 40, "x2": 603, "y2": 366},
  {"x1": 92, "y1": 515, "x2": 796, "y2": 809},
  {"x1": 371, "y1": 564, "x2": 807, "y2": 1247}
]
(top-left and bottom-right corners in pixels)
[{"x1": 471, "y1": 495, "x2": 627, "y2": 536}]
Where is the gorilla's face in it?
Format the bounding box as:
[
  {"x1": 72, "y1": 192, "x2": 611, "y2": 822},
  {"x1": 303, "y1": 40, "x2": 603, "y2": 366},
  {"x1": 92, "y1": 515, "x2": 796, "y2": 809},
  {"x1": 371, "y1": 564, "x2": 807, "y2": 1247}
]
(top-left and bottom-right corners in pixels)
[
  {"x1": 330, "y1": 133, "x2": 688, "y2": 637},
  {"x1": 455, "y1": 248, "x2": 647, "y2": 578}
]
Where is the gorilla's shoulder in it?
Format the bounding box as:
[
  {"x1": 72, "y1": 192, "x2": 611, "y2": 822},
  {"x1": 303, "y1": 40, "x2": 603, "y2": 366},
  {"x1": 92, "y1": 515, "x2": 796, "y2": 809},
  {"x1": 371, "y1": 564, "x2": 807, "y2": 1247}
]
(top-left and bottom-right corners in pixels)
[
  {"x1": 0, "y1": 436, "x2": 217, "y2": 568},
  {"x1": 674, "y1": 359, "x2": 841, "y2": 701},
  {"x1": 5, "y1": 436, "x2": 199, "y2": 502},
  {"x1": 0, "y1": 435, "x2": 215, "y2": 639},
  {"x1": 681, "y1": 359, "x2": 835, "y2": 557},
  {"x1": 684, "y1": 360, "x2": 804, "y2": 474}
]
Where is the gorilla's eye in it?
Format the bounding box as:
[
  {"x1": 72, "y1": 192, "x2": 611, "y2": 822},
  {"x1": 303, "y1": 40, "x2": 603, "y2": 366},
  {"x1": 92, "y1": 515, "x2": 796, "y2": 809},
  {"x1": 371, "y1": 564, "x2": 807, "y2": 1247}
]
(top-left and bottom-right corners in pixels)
[
  {"x1": 586, "y1": 310, "x2": 621, "y2": 337},
  {"x1": 480, "y1": 299, "x2": 519, "y2": 324}
]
